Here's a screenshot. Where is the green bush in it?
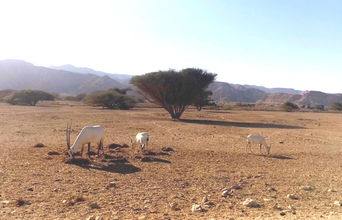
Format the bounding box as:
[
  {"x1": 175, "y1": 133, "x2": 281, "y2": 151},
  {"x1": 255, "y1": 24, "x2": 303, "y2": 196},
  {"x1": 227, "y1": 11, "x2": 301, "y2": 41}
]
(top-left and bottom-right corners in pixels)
[
  {"x1": 332, "y1": 102, "x2": 342, "y2": 111},
  {"x1": 4, "y1": 90, "x2": 54, "y2": 106},
  {"x1": 84, "y1": 88, "x2": 136, "y2": 110},
  {"x1": 281, "y1": 102, "x2": 299, "y2": 112}
]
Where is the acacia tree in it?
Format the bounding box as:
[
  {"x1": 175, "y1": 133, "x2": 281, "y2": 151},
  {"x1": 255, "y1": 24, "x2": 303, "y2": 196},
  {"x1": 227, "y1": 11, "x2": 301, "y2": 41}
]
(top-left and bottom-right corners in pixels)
[
  {"x1": 130, "y1": 68, "x2": 216, "y2": 119},
  {"x1": 4, "y1": 90, "x2": 54, "y2": 106}
]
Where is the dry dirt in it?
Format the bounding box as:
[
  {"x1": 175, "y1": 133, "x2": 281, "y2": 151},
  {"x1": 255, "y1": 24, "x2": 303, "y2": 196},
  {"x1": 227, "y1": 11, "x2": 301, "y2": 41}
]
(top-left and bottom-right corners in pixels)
[{"x1": 1, "y1": 102, "x2": 342, "y2": 219}]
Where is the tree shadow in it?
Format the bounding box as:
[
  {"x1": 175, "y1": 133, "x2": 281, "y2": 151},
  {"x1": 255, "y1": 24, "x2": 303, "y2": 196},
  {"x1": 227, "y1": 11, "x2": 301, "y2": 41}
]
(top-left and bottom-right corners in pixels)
[
  {"x1": 143, "y1": 150, "x2": 171, "y2": 156},
  {"x1": 256, "y1": 154, "x2": 294, "y2": 160},
  {"x1": 141, "y1": 157, "x2": 171, "y2": 163},
  {"x1": 66, "y1": 158, "x2": 141, "y2": 174},
  {"x1": 180, "y1": 119, "x2": 304, "y2": 129}
]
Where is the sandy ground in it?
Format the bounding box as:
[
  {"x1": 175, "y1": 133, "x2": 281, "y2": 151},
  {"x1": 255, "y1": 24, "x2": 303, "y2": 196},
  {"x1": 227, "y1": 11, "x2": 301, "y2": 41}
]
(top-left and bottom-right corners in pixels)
[{"x1": 1, "y1": 102, "x2": 342, "y2": 219}]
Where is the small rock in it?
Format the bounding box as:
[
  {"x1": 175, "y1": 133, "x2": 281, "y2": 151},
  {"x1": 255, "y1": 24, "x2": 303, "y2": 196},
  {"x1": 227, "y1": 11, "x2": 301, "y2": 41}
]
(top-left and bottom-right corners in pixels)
[
  {"x1": 144, "y1": 199, "x2": 151, "y2": 204},
  {"x1": 263, "y1": 198, "x2": 272, "y2": 202},
  {"x1": 90, "y1": 202, "x2": 100, "y2": 209},
  {"x1": 2, "y1": 200, "x2": 10, "y2": 204},
  {"x1": 242, "y1": 198, "x2": 260, "y2": 208},
  {"x1": 53, "y1": 188, "x2": 58, "y2": 192},
  {"x1": 191, "y1": 204, "x2": 203, "y2": 212},
  {"x1": 138, "y1": 216, "x2": 146, "y2": 220},
  {"x1": 273, "y1": 204, "x2": 283, "y2": 210},
  {"x1": 328, "y1": 189, "x2": 336, "y2": 192},
  {"x1": 203, "y1": 201, "x2": 215, "y2": 208},
  {"x1": 62, "y1": 200, "x2": 67, "y2": 204},
  {"x1": 169, "y1": 202, "x2": 179, "y2": 211},
  {"x1": 27, "y1": 188, "x2": 33, "y2": 191},
  {"x1": 334, "y1": 201, "x2": 342, "y2": 206},
  {"x1": 86, "y1": 216, "x2": 95, "y2": 220},
  {"x1": 113, "y1": 216, "x2": 119, "y2": 220},
  {"x1": 287, "y1": 194, "x2": 298, "y2": 200},
  {"x1": 280, "y1": 211, "x2": 286, "y2": 216},
  {"x1": 108, "y1": 182, "x2": 116, "y2": 188},
  {"x1": 95, "y1": 217, "x2": 103, "y2": 220},
  {"x1": 230, "y1": 184, "x2": 242, "y2": 190},
  {"x1": 221, "y1": 190, "x2": 232, "y2": 198},
  {"x1": 202, "y1": 195, "x2": 208, "y2": 203},
  {"x1": 300, "y1": 186, "x2": 314, "y2": 191}
]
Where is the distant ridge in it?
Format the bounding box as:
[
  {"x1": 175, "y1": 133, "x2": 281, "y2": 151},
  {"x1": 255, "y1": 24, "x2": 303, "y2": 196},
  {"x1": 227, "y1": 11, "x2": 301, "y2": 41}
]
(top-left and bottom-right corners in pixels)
[
  {"x1": 0, "y1": 60, "x2": 125, "y2": 95},
  {"x1": 50, "y1": 64, "x2": 132, "y2": 84},
  {"x1": 1, "y1": 59, "x2": 341, "y2": 106}
]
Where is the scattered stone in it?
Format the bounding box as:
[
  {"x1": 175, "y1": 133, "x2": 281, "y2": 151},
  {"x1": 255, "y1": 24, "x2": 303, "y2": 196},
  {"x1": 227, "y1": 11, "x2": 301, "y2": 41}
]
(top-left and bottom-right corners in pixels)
[
  {"x1": 203, "y1": 201, "x2": 215, "y2": 209},
  {"x1": 2, "y1": 200, "x2": 10, "y2": 205},
  {"x1": 95, "y1": 217, "x2": 103, "y2": 220},
  {"x1": 202, "y1": 195, "x2": 208, "y2": 203},
  {"x1": 280, "y1": 211, "x2": 286, "y2": 216},
  {"x1": 242, "y1": 198, "x2": 260, "y2": 208},
  {"x1": 273, "y1": 204, "x2": 283, "y2": 210},
  {"x1": 191, "y1": 204, "x2": 203, "y2": 212},
  {"x1": 328, "y1": 189, "x2": 336, "y2": 192},
  {"x1": 221, "y1": 190, "x2": 232, "y2": 198},
  {"x1": 300, "y1": 186, "x2": 314, "y2": 191},
  {"x1": 263, "y1": 198, "x2": 272, "y2": 202},
  {"x1": 279, "y1": 141, "x2": 284, "y2": 144},
  {"x1": 86, "y1": 216, "x2": 95, "y2": 220},
  {"x1": 231, "y1": 184, "x2": 243, "y2": 190},
  {"x1": 144, "y1": 199, "x2": 151, "y2": 204},
  {"x1": 268, "y1": 187, "x2": 277, "y2": 192},
  {"x1": 334, "y1": 201, "x2": 342, "y2": 206},
  {"x1": 90, "y1": 202, "x2": 100, "y2": 209},
  {"x1": 107, "y1": 182, "x2": 116, "y2": 188},
  {"x1": 62, "y1": 200, "x2": 67, "y2": 204},
  {"x1": 27, "y1": 188, "x2": 33, "y2": 191},
  {"x1": 53, "y1": 188, "x2": 58, "y2": 192},
  {"x1": 113, "y1": 216, "x2": 119, "y2": 220},
  {"x1": 287, "y1": 194, "x2": 298, "y2": 200},
  {"x1": 138, "y1": 216, "x2": 146, "y2": 220},
  {"x1": 170, "y1": 202, "x2": 179, "y2": 211}
]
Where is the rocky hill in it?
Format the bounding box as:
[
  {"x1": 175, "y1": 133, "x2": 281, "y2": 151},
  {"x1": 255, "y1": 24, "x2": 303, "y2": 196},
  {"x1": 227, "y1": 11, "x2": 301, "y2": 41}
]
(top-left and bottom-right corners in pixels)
[{"x1": 0, "y1": 60, "x2": 125, "y2": 95}]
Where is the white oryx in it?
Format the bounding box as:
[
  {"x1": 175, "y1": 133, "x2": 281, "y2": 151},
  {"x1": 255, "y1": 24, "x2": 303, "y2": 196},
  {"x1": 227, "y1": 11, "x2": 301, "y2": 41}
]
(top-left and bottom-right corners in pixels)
[
  {"x1": 66, "y1": 124, "x2": 104, "y2": 159},
  {"x1": 246, "y1": 134, "x2": 271, "y2": 155},
  {"x1": 131, "y1": 132, "x2": 149, "y2": 152}
]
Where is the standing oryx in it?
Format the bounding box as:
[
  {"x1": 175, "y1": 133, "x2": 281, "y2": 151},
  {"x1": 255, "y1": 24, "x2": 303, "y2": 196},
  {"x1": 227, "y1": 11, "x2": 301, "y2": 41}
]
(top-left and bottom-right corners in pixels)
[
  {"x1": 246, "y1": 134, "x2": 271, "y2": 155},
  {"x1": 66, "y1": 124, "x2": 104, "y2": 159}
]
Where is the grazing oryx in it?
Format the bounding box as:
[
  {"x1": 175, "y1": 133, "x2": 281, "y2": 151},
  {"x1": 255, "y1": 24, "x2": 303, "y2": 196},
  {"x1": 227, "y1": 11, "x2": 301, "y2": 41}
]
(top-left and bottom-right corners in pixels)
[
  {"x1": 131, "y1": 132, "x2": 149, "y2": 152},
  {"x1": 246, "y1": 134, "x2": 271, "y2": 155},
  {"x1": 66, "y1": 124, "x2": 104, "y2": 159}
]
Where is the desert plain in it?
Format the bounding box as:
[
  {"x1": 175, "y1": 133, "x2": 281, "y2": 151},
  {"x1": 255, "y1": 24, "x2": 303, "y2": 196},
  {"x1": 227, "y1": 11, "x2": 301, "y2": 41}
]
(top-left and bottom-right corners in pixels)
[{"x1": 1, "y1": 101, "x2": 342, "y2": 219}]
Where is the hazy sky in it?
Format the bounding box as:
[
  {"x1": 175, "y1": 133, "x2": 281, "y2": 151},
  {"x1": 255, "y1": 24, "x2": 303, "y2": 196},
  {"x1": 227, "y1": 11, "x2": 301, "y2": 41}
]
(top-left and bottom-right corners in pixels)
[{"x1": 0, "y1": 0, "x2": 341, "y2": 93}]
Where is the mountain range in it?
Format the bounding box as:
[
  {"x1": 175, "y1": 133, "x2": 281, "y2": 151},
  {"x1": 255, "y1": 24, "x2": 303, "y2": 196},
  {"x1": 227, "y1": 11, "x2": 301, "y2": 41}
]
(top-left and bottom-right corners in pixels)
[{"x1": 0, "y1": 59, "x2": 341, "y2": 106}]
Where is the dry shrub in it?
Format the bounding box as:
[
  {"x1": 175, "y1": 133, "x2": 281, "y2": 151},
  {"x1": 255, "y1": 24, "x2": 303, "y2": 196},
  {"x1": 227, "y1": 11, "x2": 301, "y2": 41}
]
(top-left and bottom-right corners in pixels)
[
  {"x1": 66, "y1": 195, "x2": 86, "y2": 206},
  {"x1": 33, "y1": 143, "x2": 46, "y2": 148},
  {"x1": 47, "y1": 151, "x2": 60, "y2": 155},
  {"x1": 16, "y1": 198, "x2": 30, "y2": 207},
  {"x1": 161, "y1": 147, "x2": 174, "y2": 152}
]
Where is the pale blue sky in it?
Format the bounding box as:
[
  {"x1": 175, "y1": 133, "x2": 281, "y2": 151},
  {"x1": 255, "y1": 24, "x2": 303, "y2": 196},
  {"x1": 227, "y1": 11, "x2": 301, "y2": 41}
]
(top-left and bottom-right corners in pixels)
[{"x1": 0, "y1": 0, "x2": 341, "y2": 93}]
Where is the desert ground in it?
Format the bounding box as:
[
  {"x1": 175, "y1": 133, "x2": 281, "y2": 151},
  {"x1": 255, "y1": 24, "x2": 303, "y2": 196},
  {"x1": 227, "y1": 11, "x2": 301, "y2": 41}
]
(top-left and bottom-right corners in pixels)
[{"x1": 1, "y1": 101, "x2": 342, "y2": 219}]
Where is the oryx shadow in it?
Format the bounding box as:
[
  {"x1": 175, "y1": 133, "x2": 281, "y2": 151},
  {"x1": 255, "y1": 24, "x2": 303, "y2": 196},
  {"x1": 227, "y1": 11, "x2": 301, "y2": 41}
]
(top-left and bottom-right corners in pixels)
[
  {"x1": 255, "y1": 154, "x2": 294, "y2": 160},
  {"x1": 180, "y1": 119, "x2": 305, "y2": 129},
  {"x1": 108, "y1": 143, "x2": 129, "y2": 149}
]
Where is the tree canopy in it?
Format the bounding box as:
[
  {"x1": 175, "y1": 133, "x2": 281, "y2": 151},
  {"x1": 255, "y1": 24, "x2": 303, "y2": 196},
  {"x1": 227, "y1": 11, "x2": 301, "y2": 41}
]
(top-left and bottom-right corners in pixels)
[
  {"x1": 130, "y1": 68, "x2": 216, "y2": 119},
  {"x1": 4, "y1": 90, "x2": 54, "y2": 106}
]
